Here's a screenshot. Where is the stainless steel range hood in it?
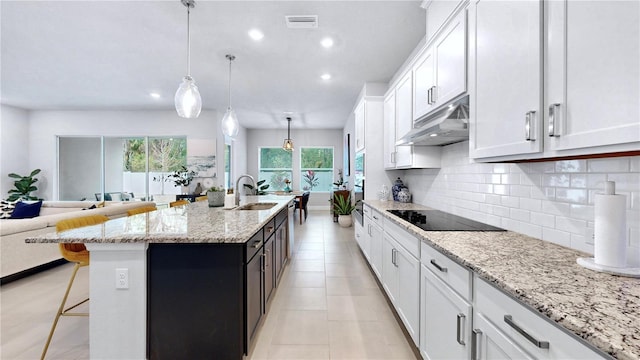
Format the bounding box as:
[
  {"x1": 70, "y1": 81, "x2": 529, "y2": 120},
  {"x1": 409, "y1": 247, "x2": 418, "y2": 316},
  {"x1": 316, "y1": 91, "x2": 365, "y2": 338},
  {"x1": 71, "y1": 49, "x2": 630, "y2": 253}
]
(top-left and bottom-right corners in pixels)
[{"x1": 396, "y1": 95, "x2": 469, "y2": 146}]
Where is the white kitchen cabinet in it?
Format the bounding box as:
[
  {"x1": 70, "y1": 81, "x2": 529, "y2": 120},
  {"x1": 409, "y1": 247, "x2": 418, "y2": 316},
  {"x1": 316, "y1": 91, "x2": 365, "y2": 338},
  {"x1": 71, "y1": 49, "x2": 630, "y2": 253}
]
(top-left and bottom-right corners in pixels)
[
  {"x1": 420, "y1": 265, "x2": 471, "y2": 360},
  {"x1": 472, "y1": 312, "x2": 533, "y2": 360},
  {"x1": 364, "y1": 205, "x2": 384, "y2": 279},
  {"x1": 382, "y1": 231, "x2": 420, "y2": 346},
  {"x1": 355, "y1": 220, "x2": 368, "y2": 260},
  {"x1": 383, "y1": 92, "x2": 397, "y2": 169},
  {"x1": 414, "y1": 9, "x2": 467, "y2": 121},
  {"x1": 394, "y1": 72, "x2": 414, "y2": 168},
  {"x1": 354, "y1": 100, "x2": 366, "y2": 152},
  {"x1": 545, "y1": 0, "x2": 640, "y2": 154},
  {"x1": 474, "y1": 276, "x2": 603, "y2": 360},
  {"x1": 468, "y1": 0, "x2": 543, "y2": 159},
  {"x1": 423, "y1": 0, "x2": 465, "y2": 44}
]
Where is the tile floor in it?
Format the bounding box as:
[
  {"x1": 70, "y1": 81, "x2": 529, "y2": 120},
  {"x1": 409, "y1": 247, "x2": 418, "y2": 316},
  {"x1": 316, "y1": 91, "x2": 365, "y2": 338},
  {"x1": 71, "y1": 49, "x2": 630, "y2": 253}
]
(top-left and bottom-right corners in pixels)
[{"x1": 0, "y1": 211, "x2": 418, "y2": 359}]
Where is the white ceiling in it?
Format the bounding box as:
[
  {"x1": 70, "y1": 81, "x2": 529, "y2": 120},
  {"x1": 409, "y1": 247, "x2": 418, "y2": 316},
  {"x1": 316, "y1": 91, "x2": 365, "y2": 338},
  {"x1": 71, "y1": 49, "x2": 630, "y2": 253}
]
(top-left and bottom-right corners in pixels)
[{"x1": 1, "y1": 1, "x2": 425, "y2": 130}]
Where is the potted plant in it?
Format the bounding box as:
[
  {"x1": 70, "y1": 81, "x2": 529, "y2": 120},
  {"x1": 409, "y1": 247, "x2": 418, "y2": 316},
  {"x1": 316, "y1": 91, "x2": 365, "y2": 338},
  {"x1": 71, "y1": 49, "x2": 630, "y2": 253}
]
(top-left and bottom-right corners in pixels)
[
  {"x1": 333, "y1": 193, "x2": 356, "y2": 227},
  {"x1": 169, "y1": 166, "x2": 196, "y2": 194},
  {"x1": 7, "y1": 169, "x2": 41, "y2": 201},
  {"x1": 243, "y1": 179, "x2": 270, "y2": 195},
  {"x1": 206, "y1": 185, "x2": 225, "y2": 207}
]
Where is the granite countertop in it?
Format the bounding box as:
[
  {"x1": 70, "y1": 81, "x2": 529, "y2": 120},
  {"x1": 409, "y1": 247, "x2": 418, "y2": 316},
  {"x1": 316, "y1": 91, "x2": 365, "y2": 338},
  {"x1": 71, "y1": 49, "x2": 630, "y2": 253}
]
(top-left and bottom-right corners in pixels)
[
  {"x1": 26, "y1": 196, "x2": 294, "y2": 245},
  {"x1": 365, "y1": 200, "x2": 639, "y2": 360}
]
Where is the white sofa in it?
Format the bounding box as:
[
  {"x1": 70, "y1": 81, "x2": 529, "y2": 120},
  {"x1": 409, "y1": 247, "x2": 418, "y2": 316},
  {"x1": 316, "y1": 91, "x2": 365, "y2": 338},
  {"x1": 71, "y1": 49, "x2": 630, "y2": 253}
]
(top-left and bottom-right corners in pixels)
[{"x1": 0, "y1": 200, "x2": 156, "y2": 280}]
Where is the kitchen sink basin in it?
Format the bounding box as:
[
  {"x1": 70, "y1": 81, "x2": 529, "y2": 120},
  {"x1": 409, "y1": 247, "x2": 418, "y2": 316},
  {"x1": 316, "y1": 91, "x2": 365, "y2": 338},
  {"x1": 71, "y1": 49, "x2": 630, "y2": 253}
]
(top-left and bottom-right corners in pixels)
[{"x1": 236, "y1": 202, "x2": 277, "y2": 211}]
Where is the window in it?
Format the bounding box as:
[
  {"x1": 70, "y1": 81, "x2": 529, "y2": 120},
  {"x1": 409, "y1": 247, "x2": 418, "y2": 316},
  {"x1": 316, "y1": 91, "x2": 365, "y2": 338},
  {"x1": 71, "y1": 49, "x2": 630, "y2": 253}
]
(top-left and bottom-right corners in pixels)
[
  {"x1": 258, "y1": 147, "x2": 292, "y2": 191},
  {"x1": 224, "y1": 143, "x2": 232, "y2": 189},
  {"x1": 300, "y1": 147, "x2": 334, "y2": 192}
]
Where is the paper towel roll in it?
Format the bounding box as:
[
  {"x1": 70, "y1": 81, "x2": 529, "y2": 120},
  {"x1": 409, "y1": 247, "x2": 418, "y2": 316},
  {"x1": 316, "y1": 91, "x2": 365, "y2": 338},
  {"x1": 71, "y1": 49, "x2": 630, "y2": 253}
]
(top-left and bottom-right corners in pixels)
[
  {"x1": 594, "y1": 193, "x2": 627, "y2": 268},
  {"x1": 224, "y1": 194, "x2": 236, "y2": 209}
]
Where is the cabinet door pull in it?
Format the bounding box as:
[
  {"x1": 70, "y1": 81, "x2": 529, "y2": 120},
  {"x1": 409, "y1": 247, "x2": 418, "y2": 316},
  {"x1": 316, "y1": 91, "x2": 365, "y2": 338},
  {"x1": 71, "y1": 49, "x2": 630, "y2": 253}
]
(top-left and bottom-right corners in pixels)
[
  {"x1": 430, "y1": 86, "x2": 437, "y2": 104},
  {"x1": 427, "y1": 88, "x2": 432, "y2": 104},
  {"x1": 430, "y1": 259, "x2": 448, "y2": 272},
  {"x1": 260, "y1": 254, "x2": 265, "y2": 273},
  {"x1": 252, "y1": 240, "x2": 263, "y2": 249},
  {"x1": 471, "y1": 329, "x2": 482, "y2": 360},
  {"x1": 267, "y1": 226, "x2": 274, "y2": 233},
  {"x1": 456, "y1": 313, "x2": 466, "y2": 345},
  {"x1": 525, "y1": 111, "x2": 535, "y2": 141},
  {"x1": 392, "y1": 248, "x2": 397, "y2": 267},
  {"x1": 373, "y1": 215, "x2": 379, "y2": 220},
  {"x1": 504, "y1": 315, "x2": 549, "y2": 349},
  {"x1": 548, "y1": 103, "x2": 561, "y2": 137}
]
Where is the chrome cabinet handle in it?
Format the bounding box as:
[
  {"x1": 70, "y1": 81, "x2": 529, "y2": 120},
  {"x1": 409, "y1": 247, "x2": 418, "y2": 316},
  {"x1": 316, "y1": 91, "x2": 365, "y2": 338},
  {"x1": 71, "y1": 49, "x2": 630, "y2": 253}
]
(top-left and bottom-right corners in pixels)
[
  {"x1": 252, "y1": 240, "x2": 263, "y2": 249},
  {"x1": 392, "y1": 248, "x2": 397, "y2": 267},
  {"x1": 430, "y1": 86, "x2": 437, "y2": 104},
  {"x1": 430, "y1": 259, "x2": 447, "y2": 273},
  {"x1": 472, "y1": 329, "x2": 482, "y2": 360},
  {"x1": 525, "y1": 111, "x2": 535, "y2": 141},
  {"x1": 260, "y1": 254, "x2": 265, "y2": 273},
  {"x1": 267, "y1": 226, "x2": 274, "y2": 233},
  {"x1": 504, "y1": 315, "x2": 549, "y2": 349},
  {"x1": 548, "y1": 103, "x2": 561, "y2": 137},
  {"x1": 427, "y1": 88, "x2": 432, "y2": 104},
  {"x1": 456, "y1": 313, "x2": 466, "y2": 345},
  {"x1": 373, "y1": 215, "x2": 379, "y2": 220}
]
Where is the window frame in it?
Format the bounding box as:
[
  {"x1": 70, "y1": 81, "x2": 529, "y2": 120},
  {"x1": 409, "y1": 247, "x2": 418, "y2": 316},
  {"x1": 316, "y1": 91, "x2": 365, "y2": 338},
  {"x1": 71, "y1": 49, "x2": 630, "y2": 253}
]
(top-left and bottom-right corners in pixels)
[{"x1": 299, "y1": 146, "x2": 334, "y2": 193}]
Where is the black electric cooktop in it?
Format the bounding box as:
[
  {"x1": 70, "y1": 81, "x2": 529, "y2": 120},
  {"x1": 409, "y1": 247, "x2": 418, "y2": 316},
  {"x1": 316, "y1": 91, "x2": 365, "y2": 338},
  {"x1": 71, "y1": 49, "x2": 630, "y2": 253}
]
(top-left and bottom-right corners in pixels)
[{"x1": 387, "y1": 210, "x2": 505, "y2": 232}]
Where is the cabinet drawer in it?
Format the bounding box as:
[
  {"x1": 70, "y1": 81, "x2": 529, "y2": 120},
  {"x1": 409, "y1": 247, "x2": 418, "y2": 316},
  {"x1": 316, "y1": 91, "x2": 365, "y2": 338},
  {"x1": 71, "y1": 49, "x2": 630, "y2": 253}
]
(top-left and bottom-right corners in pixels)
[
  {"x1": 245, "y1": 229, "x2": 264, "y2": 262},
  {"x1": 384, "y1": 218, "x2": 420, "y2": 259},
  {"x1": 275, "y1": 208, "x2": 287, "y2": 227},
  {"x1": 474, "y1": 276, "x2": 604, "y2": 359},
  {"x1": 363, "y1": 203, "x2": 372, "y2": 218},
  {"x1": 421, "y1": 242, "x2": 471, "y2": 301},
  {"x1": 370, "y1": 209, "x2": 384, "y2": 228}
]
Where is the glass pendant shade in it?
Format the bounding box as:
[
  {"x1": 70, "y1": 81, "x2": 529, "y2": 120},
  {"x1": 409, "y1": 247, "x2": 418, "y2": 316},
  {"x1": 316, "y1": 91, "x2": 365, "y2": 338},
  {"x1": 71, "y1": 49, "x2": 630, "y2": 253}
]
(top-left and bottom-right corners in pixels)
[
  {"x1": 283, "y1": 139, "x2": 294, "y2": 152},
  {"x1": 222, "y1": 107, "x2": 239, "y2": 138},
  {"x1": 175, "y1": 76, "x2": 202, "y2": 118}
]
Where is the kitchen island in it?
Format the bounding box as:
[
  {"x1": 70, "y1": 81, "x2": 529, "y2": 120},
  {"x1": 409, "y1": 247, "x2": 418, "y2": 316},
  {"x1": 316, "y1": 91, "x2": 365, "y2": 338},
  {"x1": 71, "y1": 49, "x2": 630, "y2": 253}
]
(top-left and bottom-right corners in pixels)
[
  {"x1": 26, "y1": 196, "x2": 294, "y2": 360},
  {"x1": 365, "y1": 200, "x2": 639, "y2": 360}
]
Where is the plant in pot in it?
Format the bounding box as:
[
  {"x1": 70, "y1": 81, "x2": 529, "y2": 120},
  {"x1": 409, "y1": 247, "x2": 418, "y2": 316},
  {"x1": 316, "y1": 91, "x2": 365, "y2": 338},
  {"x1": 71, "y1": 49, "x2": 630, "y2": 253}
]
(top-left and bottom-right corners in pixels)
[
  {"x1": 169, "y1": 166, "x2": 196, "y2": 194},
  {"x1": 7, "y1": 169, "x2": 41, "y2": 201},
  {"x1": 206, "y1": 185, "x2": 225, "y2": 207},
  {"x1": 243, "y1": 179, "x2": 270, "y2": 195},
  {"x1": 333, "y1": 193, "x2": 356, "y2": 227}
]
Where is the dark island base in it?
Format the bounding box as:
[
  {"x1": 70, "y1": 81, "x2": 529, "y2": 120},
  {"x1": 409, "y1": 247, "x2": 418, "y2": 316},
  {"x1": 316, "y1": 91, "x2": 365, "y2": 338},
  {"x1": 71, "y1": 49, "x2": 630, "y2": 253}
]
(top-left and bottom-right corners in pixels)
[{"x1": 147, "y1": 243, "x2": 245, "y2": 360}]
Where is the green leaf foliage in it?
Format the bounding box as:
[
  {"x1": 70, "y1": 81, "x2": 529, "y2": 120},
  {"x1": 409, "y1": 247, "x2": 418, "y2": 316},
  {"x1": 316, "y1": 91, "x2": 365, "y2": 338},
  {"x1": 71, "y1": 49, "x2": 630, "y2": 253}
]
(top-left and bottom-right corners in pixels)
[
  {"x1": 333, "y1": 194, "x2": 356, "y2": 215},
  {"x1": 7, "y1": 169, "x2": 41, "y2": 201}
]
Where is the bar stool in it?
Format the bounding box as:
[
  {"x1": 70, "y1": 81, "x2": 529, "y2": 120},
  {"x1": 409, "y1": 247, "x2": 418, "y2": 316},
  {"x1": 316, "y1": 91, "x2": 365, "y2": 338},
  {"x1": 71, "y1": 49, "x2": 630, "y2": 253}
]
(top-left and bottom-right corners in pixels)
[
  {"x1": 195, "y1": 195, "x2": 208, "y2": 202},
  {"x1": 170, "y1": 199, "x2": 189, "y2": 208},
  {"x1": 41, "y1": 214, "x2": 109, "y2": 360},
  {"x1": 126, "y1": 205, "x2": 157, "y2": 216}
]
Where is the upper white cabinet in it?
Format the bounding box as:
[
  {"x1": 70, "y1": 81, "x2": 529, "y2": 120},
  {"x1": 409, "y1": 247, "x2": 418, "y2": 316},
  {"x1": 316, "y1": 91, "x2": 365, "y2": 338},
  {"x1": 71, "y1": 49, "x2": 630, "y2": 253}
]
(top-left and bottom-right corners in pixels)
[
  {"x1": 414, "y1": 9, "x2": 467, "y2": 121},
  {"x1": 468, "y1": 0, "x2": 543, "y2": 159},
  {"x1": 423, "y1": 0, "x2": 465, "y2": 44},
  {"x1": 354, "y1": 100, "x2": 366, "y2": 152},
  {"x1": 383, "y1": 92, "x2": 397, "y2": 169},
  {"x1": 545, "y1": 0, "x2": 640, "y2": 154},
  {"x1": 394, "y1": 73, "x2": 416, "y2": 168},
  {"x1": 470, "y1": 0, "x2": 639, "y2": 161}
]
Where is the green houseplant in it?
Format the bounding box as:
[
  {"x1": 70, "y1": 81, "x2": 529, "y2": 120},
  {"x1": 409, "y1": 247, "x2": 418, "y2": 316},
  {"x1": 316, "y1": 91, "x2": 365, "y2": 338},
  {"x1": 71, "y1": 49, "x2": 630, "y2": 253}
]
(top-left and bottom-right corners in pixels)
[
  {"x1": 243, "y1": 179, "x2": 270, "y2": 195},
  {"x1": 206, "y1": 185, "x2": 225, "y2": 207},
  {"x1": 333, "y1": 193, "x2": 356, "y2": 227},
  {"x1": 7, "y1": 169, "x2": 41, "y2": 201}
]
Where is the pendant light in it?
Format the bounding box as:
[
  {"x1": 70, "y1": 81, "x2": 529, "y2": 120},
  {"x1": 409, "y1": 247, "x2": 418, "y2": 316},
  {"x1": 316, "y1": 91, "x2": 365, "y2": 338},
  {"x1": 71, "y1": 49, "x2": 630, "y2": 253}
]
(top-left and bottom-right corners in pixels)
[
  {"x1": 221, "y1": 54, "x2": 239, "y2": 139},
  {"x1": 283, "y1": 117, "x2": 294, "y2": 152},
  {"x1": 174, "y1": 0, "x2": 202, "y2": 119}
]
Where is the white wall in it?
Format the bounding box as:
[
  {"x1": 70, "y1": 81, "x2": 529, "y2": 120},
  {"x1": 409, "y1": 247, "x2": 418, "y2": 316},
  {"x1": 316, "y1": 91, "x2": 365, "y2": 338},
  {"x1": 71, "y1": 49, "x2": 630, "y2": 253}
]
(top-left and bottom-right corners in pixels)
[
  {"x1": 0, "y1": 105, "x2": 31, "y2": 197},
  {"x1": 401, "y1": 141, "x2": 640, "y2": 266},
  {"x1": 58, "y1": 137, "x2": 101, "y2": 201},
  {"x1": 246, "y1": 128, "x2": 344, "y2": 208},
  {"x1": 24, "y1": 109, "x2": 222, "y2": 200}
]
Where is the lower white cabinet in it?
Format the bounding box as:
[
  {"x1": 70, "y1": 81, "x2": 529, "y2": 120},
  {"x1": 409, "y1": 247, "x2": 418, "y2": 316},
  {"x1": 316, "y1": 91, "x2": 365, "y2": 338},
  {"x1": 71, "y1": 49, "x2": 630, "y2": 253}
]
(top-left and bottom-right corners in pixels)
[
  {"x1": 420, "y1": 265, "x2": 471, "y2": 360},
  {"x1": 354, "y1": 222, "x2": 368, "y2": 260},
  {"x1": 382, "y1": 232, "x2": 420, "y2": 346},
  {"x1": 473, "y1": 276, "x2": 603, "y2": 360}
]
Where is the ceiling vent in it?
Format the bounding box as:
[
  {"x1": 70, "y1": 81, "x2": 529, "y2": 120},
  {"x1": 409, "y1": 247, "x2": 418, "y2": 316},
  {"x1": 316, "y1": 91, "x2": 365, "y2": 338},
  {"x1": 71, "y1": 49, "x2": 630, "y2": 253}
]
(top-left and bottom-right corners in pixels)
[{"x1": 285, "y1": 15, "x2": 318, "y2": 29}]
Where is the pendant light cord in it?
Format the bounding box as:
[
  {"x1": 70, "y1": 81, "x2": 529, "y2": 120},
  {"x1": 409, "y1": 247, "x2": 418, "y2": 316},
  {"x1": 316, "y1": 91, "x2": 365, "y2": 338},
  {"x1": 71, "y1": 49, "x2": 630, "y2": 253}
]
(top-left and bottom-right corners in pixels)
[
  {"x1": 186, "y1": 5, "x2": 191, "y2": 76},
  {"x1": 228, "y1": 57, "x2": 232, "y2": 107}
]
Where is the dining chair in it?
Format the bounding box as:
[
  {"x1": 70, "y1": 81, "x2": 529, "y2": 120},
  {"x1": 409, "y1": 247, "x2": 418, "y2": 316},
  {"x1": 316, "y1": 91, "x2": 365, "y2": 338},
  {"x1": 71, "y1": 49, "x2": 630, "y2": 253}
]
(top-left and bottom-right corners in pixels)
[{"x1": 41, "y1": 214, "x2": 109, "y2": 360}]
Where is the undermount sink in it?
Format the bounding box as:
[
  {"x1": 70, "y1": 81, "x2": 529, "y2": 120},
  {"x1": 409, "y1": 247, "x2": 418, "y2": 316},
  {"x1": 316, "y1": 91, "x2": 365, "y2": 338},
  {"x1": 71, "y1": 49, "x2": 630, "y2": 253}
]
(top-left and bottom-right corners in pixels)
[{"x1": 236, "y1": 202, "x2": 278, "y2": 211}]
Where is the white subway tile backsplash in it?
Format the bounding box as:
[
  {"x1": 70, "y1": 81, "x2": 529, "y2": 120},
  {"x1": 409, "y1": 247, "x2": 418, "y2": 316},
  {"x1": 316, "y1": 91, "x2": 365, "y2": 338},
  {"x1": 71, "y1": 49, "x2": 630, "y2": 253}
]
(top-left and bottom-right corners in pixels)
[
  {"x1": 510, "y1": 184, "x2": 531, "y2": 198},
  {"x1": 556, "y1": 160, "x2": 586, "y2": 173},
  {"x1": 408, "y1": 146, "x2": 638, "y2": 264},
  {"x1": 543, "y1": 174, "x2": 570, "y2": 187},
  {"x1": 542, "y1": 227, "x2": 571, "y2": 248},
  {"x1": 510, "y1": 208, "x2": 530, "y2": 222},
  {"x1": 556, "y1": 188, "x2": 588, "y2": 204},
  {"x1": 531, "y1": 212, "x2": 555, "y2": 228},
  {"x1": 588, "y1": 157, "x2": 630, "y2": 172}
]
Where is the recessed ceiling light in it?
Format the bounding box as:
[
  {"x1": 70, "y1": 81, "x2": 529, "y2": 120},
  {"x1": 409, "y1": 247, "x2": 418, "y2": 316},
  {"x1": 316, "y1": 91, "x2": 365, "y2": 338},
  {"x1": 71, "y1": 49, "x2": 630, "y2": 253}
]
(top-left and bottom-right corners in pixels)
[
  {"x1": 321, "y1": 73, "x2": 331, "y2": 80},
  {"x1": 320, "y1": 37, "x2": 334, "y2": 48},
  {"x1": 248, "y1": 29, "x2": 264, "y2": 41},
  {"x1": 429, "y1": 133, "x2": 438, "y2": 137},
  {"x1": 150, "y1": 92, "x2": 160, "y2": 99}
]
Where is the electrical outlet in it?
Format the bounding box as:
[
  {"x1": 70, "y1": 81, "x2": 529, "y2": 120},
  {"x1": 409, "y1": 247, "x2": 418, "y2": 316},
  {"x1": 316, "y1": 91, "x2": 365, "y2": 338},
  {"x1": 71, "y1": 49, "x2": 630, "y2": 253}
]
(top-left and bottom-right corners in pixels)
[
  {"x1": 585, "y1": 228, "x2": 595, "y2": 245},
  {"x1": 115, "y1": 268, "x2": 129, "y2": 289}
]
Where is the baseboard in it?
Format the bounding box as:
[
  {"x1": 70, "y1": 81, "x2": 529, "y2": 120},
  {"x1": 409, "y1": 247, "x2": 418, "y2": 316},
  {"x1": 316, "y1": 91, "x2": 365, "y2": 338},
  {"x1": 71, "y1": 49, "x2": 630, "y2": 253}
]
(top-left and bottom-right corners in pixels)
[{"x1": 0, "y1": 258, "x2": 68, "y2": 286}]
